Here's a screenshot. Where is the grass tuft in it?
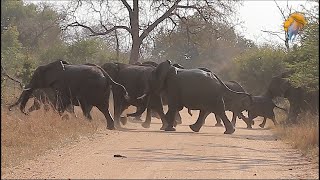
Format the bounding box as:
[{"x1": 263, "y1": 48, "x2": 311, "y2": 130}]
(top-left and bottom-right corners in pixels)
[
  {"x1": 273, "y1": 111, "x2": 319, "y2": 163},
  {"x1": 1, "y1": 103, "x2": 106, "y2": 174}
]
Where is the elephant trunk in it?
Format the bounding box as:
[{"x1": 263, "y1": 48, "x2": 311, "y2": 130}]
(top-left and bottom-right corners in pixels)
[{"x1": 19, "y1": 87, "x2": 34, "y2": 114}]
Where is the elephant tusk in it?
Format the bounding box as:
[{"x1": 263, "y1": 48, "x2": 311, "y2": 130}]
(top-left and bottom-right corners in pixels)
[
  {"x1": 137, "y1": 93, "x2": 147, "y2": 100},
  {"x1": 60, "y1": 61, "x2": 65, "y2": 70},
  {"x1": 23, "y1": 88, "x2": 31, "y2": 91},
  {"x1": 124, "y1": 93, "x2": 130, "y2": 101}
]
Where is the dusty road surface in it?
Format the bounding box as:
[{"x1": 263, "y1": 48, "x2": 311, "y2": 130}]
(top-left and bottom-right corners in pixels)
[{"x1": 2, "y1": 109, "x2": 318, "y2": 179}]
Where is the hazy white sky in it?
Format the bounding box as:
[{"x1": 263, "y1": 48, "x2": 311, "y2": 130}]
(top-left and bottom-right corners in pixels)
[{"x1": 236, "y1": 1, "x2": 314, "y2": 45}]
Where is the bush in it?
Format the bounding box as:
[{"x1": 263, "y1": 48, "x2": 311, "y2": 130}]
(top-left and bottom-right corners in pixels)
[{"x1": 230, "y1": 45, "x2": 287, "y2": 95}]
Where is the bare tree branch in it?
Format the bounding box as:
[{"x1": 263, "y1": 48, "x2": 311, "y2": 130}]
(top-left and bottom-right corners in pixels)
[
  {"x1": 1, "y1": 65, "x2": 24, "y2": 89},
  {"x1": 274, "y1": 0, "x2": 287, "y2": 20},
  {"x1": 140, "y1": 0, "x2": 182, "y2": 40},
  {"x1": 64, "y1": 21, "x2": 131, "y2": 36},
  {"x1": 261, "y1": 30, "x2": 286, "y2": 41},
  {"x1": 120, "y1": 0, "x2": 133, "y2": 15},
  {"x1": 176, "y1": 5, "x2": 208, "y2": 22}
]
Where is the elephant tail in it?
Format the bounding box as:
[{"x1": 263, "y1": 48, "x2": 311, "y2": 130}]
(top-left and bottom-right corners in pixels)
[
  {"x1": 228, "y1": 80, "x2": 244, "y2": 89},
  {"x1": 274, "y1": 104, "x2": 287, "y2": 113},
  {"x1": 94, "y1": 65, "x2": 130, "y2": 101},
  {"x1": 212, "y1": 73, "x2": 252, "y2": 98}
]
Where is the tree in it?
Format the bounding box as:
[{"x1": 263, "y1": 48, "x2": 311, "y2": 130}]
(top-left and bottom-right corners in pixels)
[
  {"x1": 286, "y1": 2, "x2": 319, "y2": 92},
  {"x1": 230, "y1": 46, "x2": 287, "y2": 95},
  {"x1": 150, "y1": 13, "x2": 255, "y2": 78},
  {"x1": 62, "y1": 0, "x2": 239, "y2": 64}
]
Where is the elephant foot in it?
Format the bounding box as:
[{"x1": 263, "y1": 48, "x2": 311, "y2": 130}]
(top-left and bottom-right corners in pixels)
[
  {"x1": 224, "y1": 127, "x2": 235, "y2": 134},
  {"x1": 215, "y1": 123, "x2": 224, "y2": 127},
  {"x1": 62, "y1": 114, "x2": 70, "y2": 120},
  {"x1": 173, "y1": 121, "x2": 177, "y2": 127},
  {"x1": 151, "y1": 112, "x2": 161, "y2": 119},
  {"x1": 141, "y1": 122, "x2": 151, "y2": 128},
  {"x1": 175, "y1": 118, "x2": 182, "y2": 125},
  {"x1": 120, "y1": 116, "x2": 128, "y2": 125},
  {"x1": 246, "y1": 125, "x2": 253, "y2": 129},
  {"x1": 165, "y1": 126, "x2": 176, "y2": 131},
  {"x1": 160, "y1": 123, "x2": 168, "y2": 130},
  {"x1": 189, "y1": 124, "x2": 201, "y2": 132},
  {"x1": 133, "y1": 117, "x2": 143, "y2": 121},
  {"x1": 259, "y1": 124, "x2": 265, "y2": 128},
  {"x1": 107, "y1": 125, "x2": 115, "y2": 130},
  {"x1": 114, "y1": 121, "x2": 122, "y2": 128}
]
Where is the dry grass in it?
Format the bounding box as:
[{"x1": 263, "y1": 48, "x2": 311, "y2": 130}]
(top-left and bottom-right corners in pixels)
[
  {"x1": 1, "y1": 102, "x2": 107, "y2": 173},
  {"x1": 273, "y1": 111, "x2": 319, "y2": 163}
]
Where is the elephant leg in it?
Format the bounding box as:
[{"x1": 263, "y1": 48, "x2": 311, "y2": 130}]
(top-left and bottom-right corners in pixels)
[
  {"x1": 142, "y1": 107, "x2": 152, "y2": 128},
  {"x1": 127, "y1": 105, "x2": 146, "y2": 120},
  {"x1": 270, "y1": 114, "x2": 278, "y2": 127},
  {"x1": 151, "y1": 105, "x2": 168, "y2": 130},
  {"x1": 246, "y1": 112, "x2": 256, "y2": 129},
  {"x1": 231, "y1": 112, "x2": 237, "y2": 127},
  {"x1": 67, "y1": 104, "x2": 79, "y2": 118},
  {"x1": 27, "y1": 99, "x2": 41, "y2": 113},
  {"x1": 164, "y1": 108, "x2": 178, "y2": 131},
  {"x1": 113, "y1": 96, "x2": 124, "y2": 128},
  {"x1": 96, "y1": 103, "x2": 115, "y2": 130},
  {"x1": 79, "y1": 100, "x2": 93, "y2": 121},
  {"x1": 189, "y1": 110, "x2": 210, "y2": 132},
  {"x1": 214, "y1": 114, "x2": 224, "y2": 127},
  {"x1": 175, "y1": 112, "x2": 182, "y2": 125},
  {"x1": 215, "y1": 110, "x2": 235, "y2": 134},
  {"x1": 259, "y1": 117, "x2": 267, "y2": 128},
  {"x1": 238, "y1": 112, "x2": 253, "y2": 126}
]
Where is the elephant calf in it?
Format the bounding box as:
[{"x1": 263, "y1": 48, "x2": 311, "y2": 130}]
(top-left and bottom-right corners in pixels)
[
  {"x1": 9, "y1": 88, "x2": 76, "y2": 116},
  {"x1": 240, "y1": 95, "x2": 287, "y2": 128}
]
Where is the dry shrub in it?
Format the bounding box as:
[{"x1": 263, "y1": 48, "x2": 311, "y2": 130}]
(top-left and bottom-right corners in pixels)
[
  {"x1": 1, "y1": 104, "x2": 106, "y2": 171},
  {"x1": 274, "y1": 111, "x2": 319, "y2": 162}
]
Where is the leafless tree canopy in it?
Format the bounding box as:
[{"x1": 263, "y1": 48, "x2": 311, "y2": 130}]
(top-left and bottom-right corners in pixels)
[{"x1": 61, "y1": 0, "x2": 240, "y2": 64}]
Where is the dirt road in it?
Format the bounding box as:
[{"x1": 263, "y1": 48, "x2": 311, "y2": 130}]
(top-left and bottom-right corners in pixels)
[{"x1": 2, "y1": 109, "x2": 318, "y2": 179}]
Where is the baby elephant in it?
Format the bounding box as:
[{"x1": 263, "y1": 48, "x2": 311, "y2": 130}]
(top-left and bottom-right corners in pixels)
[{"x1": 240, "y1": 96, "x2": 287, "y2": 128}]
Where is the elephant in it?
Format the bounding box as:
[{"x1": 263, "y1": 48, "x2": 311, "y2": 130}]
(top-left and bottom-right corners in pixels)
[
  {"x1": 14, "y1": 60, "x2": 129, "y2": 130},
  {"x1": 9, "y1": 88, "x2": 76, "y2": 117},
  {"x1": 188, "y1": 80, "x2": 251, "y2": 127},
  {"x1": 101, "y1": 62, "x2": 169, "y2": 129},
  {"x1": 264, "y1": 71, "x2": 319, "y2": 123},
  {"x1": 150, "y1": 60, "x2": 252, "y2": 134},
  {"x1": 239, "y1": 95, "x2": 287, "y2": 128},
  {"x1": 171, "y1": 66, "x2": 251, "y2": 128},
  {"x1": 135, "y1": 61, "x2": 184, "y2": 124}
]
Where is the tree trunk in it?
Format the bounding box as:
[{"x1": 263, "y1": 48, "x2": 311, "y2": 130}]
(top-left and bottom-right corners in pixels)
[
  {"x1": 129, "y1": 39, "x2": 141, "y2": 64},
  {"x1": 129, "y1": 0, "x2": 140, "y2": 64}
]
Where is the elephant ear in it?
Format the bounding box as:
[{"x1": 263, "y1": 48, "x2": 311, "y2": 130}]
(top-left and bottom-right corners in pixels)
[
  {"x1": 152, "y1": 60, "x2": 172, "y2": 93},
  {"x1": 38, "y1": 61, "x2": 65, "y2": 88}
]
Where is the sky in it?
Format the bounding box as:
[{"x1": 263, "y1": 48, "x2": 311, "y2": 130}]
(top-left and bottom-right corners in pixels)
[
  {"x1": 26, "y1": 0, "x2": 316, "y2": 47},
  {"x1": 236, "y1": 1, "x2": 314, "y2": 46}
]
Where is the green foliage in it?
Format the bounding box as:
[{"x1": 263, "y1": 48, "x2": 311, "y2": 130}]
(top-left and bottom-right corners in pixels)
[
  {"x1": 38, "y1": 38, "x2": 124, "y2": 65},
  {"x1": 286, "y1": 15, "x2": 319, "y2": 92},
  {"x1": 231, "y1": 46, "x2": 287, "y2": 95},
  {"x1": 1, "y1": 25, "x2": 25, "y2": 74},
  {"x1": 15, "y1": 58, "x2": 36, "y2": 84}
]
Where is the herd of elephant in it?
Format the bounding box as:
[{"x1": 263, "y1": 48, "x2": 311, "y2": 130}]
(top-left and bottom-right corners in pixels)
[{"x1": 9, "y1": 60, "x2": 319, "y2": 134}]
